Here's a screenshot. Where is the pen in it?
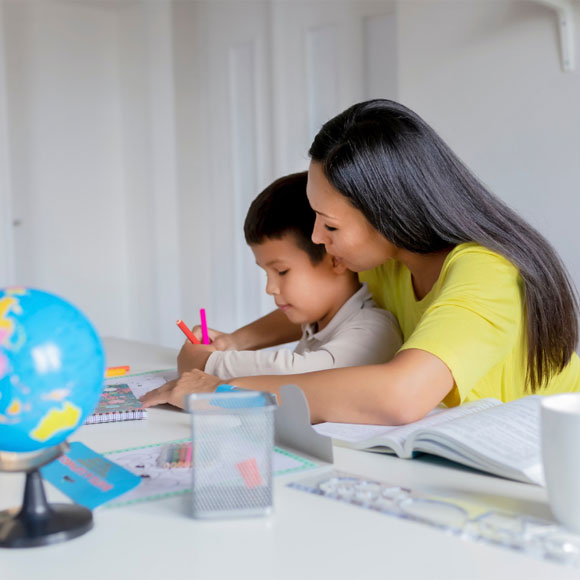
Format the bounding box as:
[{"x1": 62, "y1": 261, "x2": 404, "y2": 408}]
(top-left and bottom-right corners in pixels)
[
  {"x1": 176, "y1": 319, "x2": 201, "y2": 344},
  {"x1": 200, "y1": 308, "x2": 210, "y2": 345}
]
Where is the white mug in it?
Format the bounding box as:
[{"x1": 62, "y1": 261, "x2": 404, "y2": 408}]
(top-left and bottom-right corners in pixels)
[{"x1": 541, "y1": 393, "x2": 580, "y2": 533}]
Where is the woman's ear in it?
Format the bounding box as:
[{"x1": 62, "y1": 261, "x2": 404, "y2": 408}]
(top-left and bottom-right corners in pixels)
[{"x1": 331, "y1": 255, "x2": 348, "y2": 274}]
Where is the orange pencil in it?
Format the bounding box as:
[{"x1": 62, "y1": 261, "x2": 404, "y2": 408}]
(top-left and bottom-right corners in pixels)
[{"x1": 176, "y1": 319, "x2": 201, "y2": 344}]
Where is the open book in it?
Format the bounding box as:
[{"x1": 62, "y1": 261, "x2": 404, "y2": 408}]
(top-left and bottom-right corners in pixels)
[{"x1": 313, "y1": 396, "x2": 544, "y2": 485}]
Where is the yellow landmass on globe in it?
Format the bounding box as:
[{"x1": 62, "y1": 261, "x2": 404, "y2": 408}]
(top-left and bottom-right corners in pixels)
[
  {"x1": 31, "y1": 402, "x2": 82, "y2": 442},
  {"x1": 0, "y1": 296, "x2": 17, "y2": 335},
  {"x1": 7, "y1": 399, "x2": 21, "y2": 415}
]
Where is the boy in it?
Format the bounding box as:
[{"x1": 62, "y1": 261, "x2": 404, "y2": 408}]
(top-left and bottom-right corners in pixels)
[{"x1": 175, "y1": 172, "x2": 402, "y2": 380}]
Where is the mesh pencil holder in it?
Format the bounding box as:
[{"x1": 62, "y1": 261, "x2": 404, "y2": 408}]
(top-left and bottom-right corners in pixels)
[{"x1": 185, "y1": 390, "x2": 277, "y2": 519}]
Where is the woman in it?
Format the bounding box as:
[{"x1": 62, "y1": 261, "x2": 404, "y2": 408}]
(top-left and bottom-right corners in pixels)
[{"x1": 142, "y1": 99, "x2": 580, "y2": 425}]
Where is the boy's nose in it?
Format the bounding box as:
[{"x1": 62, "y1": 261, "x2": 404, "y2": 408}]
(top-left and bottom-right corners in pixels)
[{"x1": 265, "y1": 278, "x2": 278, "y2": 295}]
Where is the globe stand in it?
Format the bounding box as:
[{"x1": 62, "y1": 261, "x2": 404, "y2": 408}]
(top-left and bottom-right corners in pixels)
[{"x1": 0, "y1": 442, "x2": 93, "y2": 548}]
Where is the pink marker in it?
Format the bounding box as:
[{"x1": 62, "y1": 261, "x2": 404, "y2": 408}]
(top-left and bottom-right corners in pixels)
[{"x1": 200, "y1": 308, "x2": 210, "y2": 345}]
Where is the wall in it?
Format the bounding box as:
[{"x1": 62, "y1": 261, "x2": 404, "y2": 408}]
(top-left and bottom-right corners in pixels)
[
  {"x1": 2, "y1": 0, "x2": 577, "y2": 348},
  {"x1": 398, "y1": 0, "x2": 580, "y2": 298}
]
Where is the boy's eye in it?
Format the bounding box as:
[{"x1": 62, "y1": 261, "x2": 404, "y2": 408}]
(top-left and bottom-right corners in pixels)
[
  {"x1": 324, "y1": 225, "x2": 337, "y2": 232},
  {"x1": 278, "y1": 270, "x2": 289, "y2": 276}
]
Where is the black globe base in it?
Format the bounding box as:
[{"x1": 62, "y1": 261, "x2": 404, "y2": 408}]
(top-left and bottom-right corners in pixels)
[{"x1": 0, "y1": 469, "x2": 93, "y2": 548}]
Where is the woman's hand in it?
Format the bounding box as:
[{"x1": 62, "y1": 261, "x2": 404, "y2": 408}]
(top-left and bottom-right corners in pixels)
[
  {"x1": 193, "y1": 310, "x2": 302, "y2": 352},
  {"x1": 140, "y1": 369, "x2": 221, "y2": 409},
  {"x1": 177, "y1": 341, "x2": 215, "y2": 374},
  {"x1": 190, "y1": 325, "x2": 238, "y2": 351}
]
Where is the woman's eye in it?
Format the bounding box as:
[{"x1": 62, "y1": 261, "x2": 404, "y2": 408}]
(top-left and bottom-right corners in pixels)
[
  {"x1": 279, "y1": 270, "x2": 289, "y2": 276},
  {"x1": 325, "y1": 225, "x2": 337, "y2": 232}
]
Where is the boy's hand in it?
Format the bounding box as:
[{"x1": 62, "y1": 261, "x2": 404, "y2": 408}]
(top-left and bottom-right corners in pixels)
[
  {"x1": 191, "y1": 325, "x2": 238, "y2": 351},
  {"x1": 140, "y1": 370, "x2": 221, "y2": 409},
  {"x1": 177, "y1": 341, "x2": 215, "y2": 374}
]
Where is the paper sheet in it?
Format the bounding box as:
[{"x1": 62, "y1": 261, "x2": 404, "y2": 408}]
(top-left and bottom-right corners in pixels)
[{"x1": 105, "y1": 369, "x2": 178, "y2": 399}]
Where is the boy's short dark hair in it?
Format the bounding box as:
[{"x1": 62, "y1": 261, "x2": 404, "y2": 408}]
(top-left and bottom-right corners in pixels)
[{"x1": 244, "y1": 172, "x2": 326, "y2": 264}]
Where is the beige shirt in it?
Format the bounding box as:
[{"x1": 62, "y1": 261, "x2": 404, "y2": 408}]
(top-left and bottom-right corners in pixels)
[{"x1": 204, "y1": 283, "x2": 402, "y2": 380}]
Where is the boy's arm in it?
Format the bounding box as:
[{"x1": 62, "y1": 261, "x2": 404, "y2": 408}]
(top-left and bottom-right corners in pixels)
[
  {"x1": 204, "y1": 346, "x2": 335, "y2": 379},
  {"x1": 176, "y1": 310, "x2": 301, "y2": 374},
  {"x1": 204, "y1": 308, "x2": 402, "y2": 378},
  {"x1": 177, "y1": 310, "x2": 302, "y2": 379}
]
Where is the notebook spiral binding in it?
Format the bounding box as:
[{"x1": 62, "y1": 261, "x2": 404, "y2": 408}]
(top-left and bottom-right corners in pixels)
[{"x1": 84, "y1": 409, "x2": 148, "y2": 425}]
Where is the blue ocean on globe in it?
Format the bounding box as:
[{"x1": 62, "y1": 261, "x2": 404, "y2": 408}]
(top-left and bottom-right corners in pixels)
[{"x1": 0, "y1": 288, "x2": 105, "y2": 453}]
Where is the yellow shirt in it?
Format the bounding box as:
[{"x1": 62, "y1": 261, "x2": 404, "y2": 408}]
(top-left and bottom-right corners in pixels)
[{"x1": 360, "y1": 242, "x2": 580, "y2": 406}]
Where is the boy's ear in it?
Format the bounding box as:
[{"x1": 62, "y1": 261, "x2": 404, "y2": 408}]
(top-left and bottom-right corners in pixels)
[{"x1": 331, "y1": 255, "x2": 348, "y2": 274}]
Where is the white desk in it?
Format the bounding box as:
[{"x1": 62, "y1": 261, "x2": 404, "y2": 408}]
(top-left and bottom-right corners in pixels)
[{"x1": 0, "y1": 337, "x2": 577, "y2": 579}]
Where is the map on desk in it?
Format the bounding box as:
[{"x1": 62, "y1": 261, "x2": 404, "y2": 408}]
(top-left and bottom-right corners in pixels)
[
  {"x1": 104, "y1": 439, "x2": 318, "y2": 507},
  {"x1": 102, "y1": 370, "x2": 321, "y2": 507}
]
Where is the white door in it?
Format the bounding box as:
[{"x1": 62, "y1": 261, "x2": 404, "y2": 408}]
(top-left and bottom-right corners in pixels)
[
  {"x1": 0, "y1": 0, "x2": 182, "y2": 347},
  {"x1": 0, "y1": 1, "x2": 14, "y2": 289},
  {"x1": 271, "y1": 1, "x2": 398, "y2": 175},
  {"x1": 193, "y1": 0, "x2": 399, "y2": 330},
  {"x1": 189, "y1": 1, "x2": 275, "y2": 333},
  {"x1": 2, "y1": 1, "x2": 131, "y2": 339}
]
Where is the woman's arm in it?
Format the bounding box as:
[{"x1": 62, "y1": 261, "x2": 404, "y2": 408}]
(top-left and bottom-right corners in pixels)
[
  {"x1": 231, "y1": 349, "x2": 454, "y2": 424},
  {"x1": 177, "y1": 342, "x2": 215, "y2": 374},
  {"x1": 199, "y1": 309, "x2": 302, "y2": 351},
  {"x1": 141, "y1": 348, "x2": 454, "y2": 425}
]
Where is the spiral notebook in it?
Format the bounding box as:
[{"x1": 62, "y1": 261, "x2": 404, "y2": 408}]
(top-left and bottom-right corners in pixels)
[{"x1": 85, "y1": 383, "x2": 147, "y2": 425}]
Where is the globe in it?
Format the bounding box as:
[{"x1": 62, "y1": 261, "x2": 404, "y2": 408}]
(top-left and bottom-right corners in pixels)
[{"x1": 0, "y1": 287, "x2": 105, "y2": 453}]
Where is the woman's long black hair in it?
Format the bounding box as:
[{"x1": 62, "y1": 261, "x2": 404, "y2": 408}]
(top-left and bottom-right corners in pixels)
[{"x1": 309, "y1": 99, "x2": 579, "y2": 393}]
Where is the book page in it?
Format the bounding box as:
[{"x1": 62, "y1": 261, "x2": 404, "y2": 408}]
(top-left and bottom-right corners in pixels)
[
  {"x1": 313, "y1": 398, "x2": 500, "y2": 455},
  {"x1": 312, "y1": 421, "x2": 403, "y2": 444},
  {"x1": 415, "y1": 396, "x2": 542, "y2": 483}
]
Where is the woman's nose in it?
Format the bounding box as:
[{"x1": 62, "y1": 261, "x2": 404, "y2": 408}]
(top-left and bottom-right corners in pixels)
[{"x1": 311, "y1": 217, "x2": 327, "y2": 245}]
